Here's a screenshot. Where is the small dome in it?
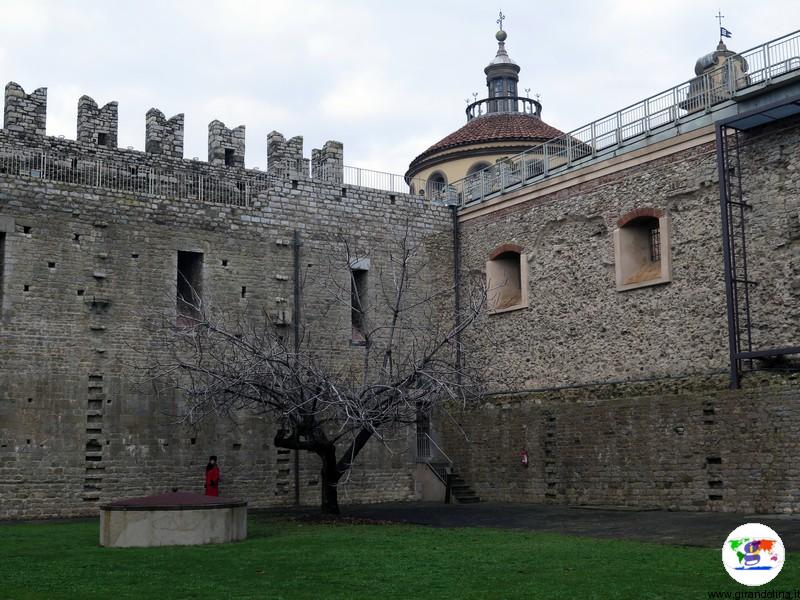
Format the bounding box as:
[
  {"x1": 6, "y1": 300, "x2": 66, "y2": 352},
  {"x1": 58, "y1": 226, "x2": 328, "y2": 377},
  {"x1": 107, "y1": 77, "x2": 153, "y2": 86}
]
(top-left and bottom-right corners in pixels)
[
  {"x1": 486, "y1": 39, "x2": 520, "y2": 71},
  {"x1": 694, "y1": 40, "x2": 735, "y2": 75}
]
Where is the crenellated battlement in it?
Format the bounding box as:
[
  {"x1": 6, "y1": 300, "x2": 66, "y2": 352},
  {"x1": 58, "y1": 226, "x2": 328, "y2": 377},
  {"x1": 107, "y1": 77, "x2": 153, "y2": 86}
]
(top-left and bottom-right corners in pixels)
[
  {"x1": 0, "y1": 81, "x2": 419, "y2": 202},
  {"x1": 145, "y1": 108, "x2": 184, "y2": 158},
  {"x1": 0, "y1": 82, "x2": 342, "y2": 177},
  {"x1": 4, "y1": 82, "x2": 47, "y2": 137},
  {"x1": 77, "y1": 95, "x2": 118, "y2": 149},
  {"x1": 312, "y1": 140, "x2": 343, "y2": 184},
  {"x1": 267, "y1": 131, "x2": 308, "y2": 178},
  {"x1": 208, "y1": 120, "x2": 245, "y2": 167}
]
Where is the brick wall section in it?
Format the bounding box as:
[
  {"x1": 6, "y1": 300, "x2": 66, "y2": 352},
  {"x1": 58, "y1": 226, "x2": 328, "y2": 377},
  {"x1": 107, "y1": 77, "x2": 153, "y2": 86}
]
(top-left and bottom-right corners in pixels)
[
  {"x1": 439, "y1": 373, "x2": 800, "y2": 513},
  {"x1": 0, "y1": 124, "x2": 452, "y2": 518}
]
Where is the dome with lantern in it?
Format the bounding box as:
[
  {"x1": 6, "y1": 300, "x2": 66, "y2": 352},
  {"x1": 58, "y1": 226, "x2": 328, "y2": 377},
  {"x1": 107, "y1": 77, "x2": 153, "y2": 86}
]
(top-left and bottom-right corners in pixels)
[{"x1": 406, "y1": 15, "x2": 565, "y2": 194}]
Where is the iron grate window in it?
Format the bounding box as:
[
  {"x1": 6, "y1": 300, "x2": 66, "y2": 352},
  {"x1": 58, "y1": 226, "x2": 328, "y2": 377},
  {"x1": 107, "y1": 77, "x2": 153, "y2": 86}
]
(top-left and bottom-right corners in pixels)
[{"x1": 649, "y1": 226, "x2": 661, "y2": 262}]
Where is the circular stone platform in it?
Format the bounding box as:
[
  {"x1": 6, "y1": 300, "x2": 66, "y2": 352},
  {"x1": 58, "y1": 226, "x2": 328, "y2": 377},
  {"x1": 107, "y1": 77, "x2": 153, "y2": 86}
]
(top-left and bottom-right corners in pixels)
[{"x1": 99, "y1": 491, "x2": 247, "y2": 547}]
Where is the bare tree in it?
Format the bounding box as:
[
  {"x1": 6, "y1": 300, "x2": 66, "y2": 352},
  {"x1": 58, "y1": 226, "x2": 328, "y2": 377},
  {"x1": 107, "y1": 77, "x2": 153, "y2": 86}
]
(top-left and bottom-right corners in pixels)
[{"x1": 139, "y1": 226, "x2": 486, "y2": 514}]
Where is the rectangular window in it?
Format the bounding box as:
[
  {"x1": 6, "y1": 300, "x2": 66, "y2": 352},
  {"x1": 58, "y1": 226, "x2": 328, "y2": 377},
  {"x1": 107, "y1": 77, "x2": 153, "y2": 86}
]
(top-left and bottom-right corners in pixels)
[
  {"x1": 351, "y1": 269, "x2": 367, "y2": 343},
  {"x1": 177, "y1": 251, "x2": 203, "y2": 325},
  {"x1": 97, "y1": 132, "x2": 108, "y2": 146}
]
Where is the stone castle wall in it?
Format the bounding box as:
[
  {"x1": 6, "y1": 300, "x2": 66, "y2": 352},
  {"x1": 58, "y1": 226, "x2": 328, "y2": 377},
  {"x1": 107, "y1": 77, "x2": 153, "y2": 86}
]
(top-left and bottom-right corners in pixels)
[
  {"x1": 439, "y1": 372, "x2": 800, "y2": 513},
  {"x1": 0, "y1": 83, "x2": 453, "y2": 519},
  {"x1": 457, "y1": 119, "x2": 799, "y2": 390},
  {"x1": 439, "y1": 116, "x2": 800, "y2": 512},
  {"x1": 2, "y1": 78, "x2": 799, "y2": 518}
]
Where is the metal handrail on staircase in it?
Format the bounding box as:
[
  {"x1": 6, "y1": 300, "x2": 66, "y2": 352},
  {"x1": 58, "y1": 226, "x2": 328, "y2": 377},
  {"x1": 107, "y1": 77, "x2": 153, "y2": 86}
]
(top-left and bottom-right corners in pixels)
[
  {"x1": 416, "y1": 432, "x2": 452, "y2": 465},
  {"x1": 416, "y1": 432, "x2": 454, "y2": 497}
]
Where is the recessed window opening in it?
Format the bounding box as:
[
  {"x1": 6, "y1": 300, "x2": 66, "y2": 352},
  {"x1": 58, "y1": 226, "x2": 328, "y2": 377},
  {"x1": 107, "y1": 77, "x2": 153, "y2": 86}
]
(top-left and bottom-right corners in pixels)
[
  {"x1": 620, "y1": 217, "x2": 661, "y2": 285},
  {"x1": 177, "y1": 251, "x2": 203, "y2": 325},
  {"x1": 614, "y1": 209, "x2": 671, "y2": 291},
  {"x1": 486, "y1": 244, "x2": 528, "y2": 313},
  {"x1": 224, "y1": 148, "x2": 235, "y2": 167},
  {"x1": 351, "y1": 269, "x2": 367, "y2": 343},
  {"x1": 96, "y1": 132, "x2": 108, "y2": 146},
  {"x1": 488, "y1": 252, "x2": 522, "y2": 309}
]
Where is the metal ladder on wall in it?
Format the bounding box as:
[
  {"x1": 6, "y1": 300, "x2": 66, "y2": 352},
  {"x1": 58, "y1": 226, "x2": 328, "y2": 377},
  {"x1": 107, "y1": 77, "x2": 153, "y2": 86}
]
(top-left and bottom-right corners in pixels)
[{"x1": 720, "y1": 126, "x2": 757, "y2": 386}]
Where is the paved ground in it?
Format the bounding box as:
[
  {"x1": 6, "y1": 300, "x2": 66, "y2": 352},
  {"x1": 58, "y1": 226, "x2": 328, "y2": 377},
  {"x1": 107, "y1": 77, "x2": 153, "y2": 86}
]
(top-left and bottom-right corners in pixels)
[{"x1": 305, "y1": 502, "x2": 800, "y2": 549}]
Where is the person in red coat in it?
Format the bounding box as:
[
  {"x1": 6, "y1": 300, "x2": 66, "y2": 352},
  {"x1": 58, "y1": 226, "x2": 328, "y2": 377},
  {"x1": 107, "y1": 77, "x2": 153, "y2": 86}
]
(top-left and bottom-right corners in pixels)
[{"x1": 204, "y1": 455, "x2": 220, "y2": 496}]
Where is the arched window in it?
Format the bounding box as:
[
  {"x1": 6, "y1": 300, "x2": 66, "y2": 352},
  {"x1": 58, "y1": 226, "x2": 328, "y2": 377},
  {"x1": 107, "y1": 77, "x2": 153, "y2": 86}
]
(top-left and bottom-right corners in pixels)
[
  {"x1": 486, "y1": 244, "x2": 528, "y2": 313},
  {"x1": 467, "y1": 161, "x2": 491, "y2": 176},
  {"x1": 614, "y1": 208, "x2": 672, "y2": 291},
  {"x1": 426, "y1": 172, "x2": 447, "y2": 199}
]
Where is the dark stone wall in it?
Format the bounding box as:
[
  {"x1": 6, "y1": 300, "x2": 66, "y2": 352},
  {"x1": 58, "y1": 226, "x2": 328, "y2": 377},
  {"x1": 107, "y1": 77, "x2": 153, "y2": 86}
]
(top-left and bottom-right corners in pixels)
[
  {"x1": 441, "y1": 115, "x2": 800, "y2": 513},
  {"x1": 0, "y1": 127, "x2": 452, "y2": 519},
  {"x1": 439, "y1": 373, "x2": 800, "y2": 513}
]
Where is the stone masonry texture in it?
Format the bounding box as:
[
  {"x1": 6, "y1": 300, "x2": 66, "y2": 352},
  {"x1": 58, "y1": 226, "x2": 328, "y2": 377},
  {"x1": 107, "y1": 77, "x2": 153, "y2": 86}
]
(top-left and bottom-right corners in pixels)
[
  {"x1": 0, "y1": 87, "x2": 452, "y2": 519},
  {"x1": 440, "y1": 115, "x2": 800, "y2": 513},
  {"x1": 1, "y1": 81, "x2": 799, "y2": 518}
]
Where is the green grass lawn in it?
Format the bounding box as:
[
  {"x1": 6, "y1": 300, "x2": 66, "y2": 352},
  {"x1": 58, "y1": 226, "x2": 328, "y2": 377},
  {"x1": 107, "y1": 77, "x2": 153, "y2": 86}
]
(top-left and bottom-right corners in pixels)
[{"x1": 3, "y1": 513, "x2": 798, "y2": 599}]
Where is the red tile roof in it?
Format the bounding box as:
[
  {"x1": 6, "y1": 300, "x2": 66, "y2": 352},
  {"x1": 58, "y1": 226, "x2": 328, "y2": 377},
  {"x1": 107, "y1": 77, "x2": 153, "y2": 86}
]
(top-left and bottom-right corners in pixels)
[{"x1": 408, "y1": 113, "x2": 565, "y2": 174}]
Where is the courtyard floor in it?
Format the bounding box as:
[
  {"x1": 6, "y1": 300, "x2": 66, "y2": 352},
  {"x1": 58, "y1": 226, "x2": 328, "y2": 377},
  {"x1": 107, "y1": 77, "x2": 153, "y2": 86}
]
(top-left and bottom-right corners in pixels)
[
  {"x1": 5, "y1": 503, "x2": 800, "y2": 599},
  {"x1": 331, "y1": 501, "x2": 800, "y2": 548}
]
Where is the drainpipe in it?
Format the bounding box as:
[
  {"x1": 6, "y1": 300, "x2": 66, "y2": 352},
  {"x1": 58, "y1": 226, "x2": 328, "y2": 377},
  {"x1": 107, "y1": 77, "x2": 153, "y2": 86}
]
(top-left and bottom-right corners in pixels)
[
  {"x1": 292, "y1": 229, "x2": 302, "y2": 505},
  {"x1": 451, "y1": 206, "x2": 463, "y2": 385}
]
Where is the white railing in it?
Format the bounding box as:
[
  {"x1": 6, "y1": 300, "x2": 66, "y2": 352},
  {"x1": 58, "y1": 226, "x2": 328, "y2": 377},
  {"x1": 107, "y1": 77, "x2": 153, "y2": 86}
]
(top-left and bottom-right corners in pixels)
[
  {"x1": 313, "y1": 162, "x2": 428, "y2": 196},
  {"x1": 4, "y1": 31, "x2": 796, "y2": 207},
  {"x1": 0, "y1": 148, "x2": 269, "y2": 206},
  {"x1": 0, "y1": 147, "x2": 433, "y2": 205},
  {"x1": 436, "y1": 28, "x2": 800, "y2": 208}
]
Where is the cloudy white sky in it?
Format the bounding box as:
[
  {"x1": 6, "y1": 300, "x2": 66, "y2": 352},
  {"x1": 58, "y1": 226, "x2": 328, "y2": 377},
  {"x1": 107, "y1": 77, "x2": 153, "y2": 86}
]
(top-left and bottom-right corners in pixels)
[{"x1": 0, "y1": 1, "x2": 798, "y2": 175}]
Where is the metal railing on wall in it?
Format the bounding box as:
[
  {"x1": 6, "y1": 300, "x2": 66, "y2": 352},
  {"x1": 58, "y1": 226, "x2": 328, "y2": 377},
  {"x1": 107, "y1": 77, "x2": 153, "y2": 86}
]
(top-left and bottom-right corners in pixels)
[
  {"x1": 2, "y1": 30, "x2": 796, "y2": 207},
  {"x1": 429, "y1": 28, "x2": 800, "y2": 208},
  {"x1": 0, "y1": 148, "x2": 270, "y2": 207},
  {"x1": 0, "y1": 147, "x2": 433, "y2": 204}
]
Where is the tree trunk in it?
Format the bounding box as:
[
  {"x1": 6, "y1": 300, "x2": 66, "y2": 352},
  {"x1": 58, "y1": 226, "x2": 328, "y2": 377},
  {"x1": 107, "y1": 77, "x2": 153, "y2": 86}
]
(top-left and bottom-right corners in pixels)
[{"x1": 320, "y1": 447, "x2": 340, "y2": 515}]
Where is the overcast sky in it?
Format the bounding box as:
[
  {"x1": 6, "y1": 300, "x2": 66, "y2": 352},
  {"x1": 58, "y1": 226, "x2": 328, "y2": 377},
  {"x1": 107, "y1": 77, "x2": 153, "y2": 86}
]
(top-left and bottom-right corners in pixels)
[{"x1": 1, "y1": 1, "x2": 798, "y2": 175}]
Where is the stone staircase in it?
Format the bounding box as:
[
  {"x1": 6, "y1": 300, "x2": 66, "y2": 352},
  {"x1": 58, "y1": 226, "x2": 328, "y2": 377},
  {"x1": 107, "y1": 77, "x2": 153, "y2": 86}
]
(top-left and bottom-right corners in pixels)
[
  {"x1": 448, "y1": 471, "x2": 481, "y2": 504},
  {"x1": 426, "y1": 459, "x2": 481, "y2": 504}
]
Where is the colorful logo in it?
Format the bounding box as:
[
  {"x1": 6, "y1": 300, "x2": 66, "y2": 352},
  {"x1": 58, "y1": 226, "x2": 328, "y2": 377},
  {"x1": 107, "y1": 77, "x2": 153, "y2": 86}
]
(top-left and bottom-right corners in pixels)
[{"x1": 722, "y1": 523, "x2": 785, "y2": 586}]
